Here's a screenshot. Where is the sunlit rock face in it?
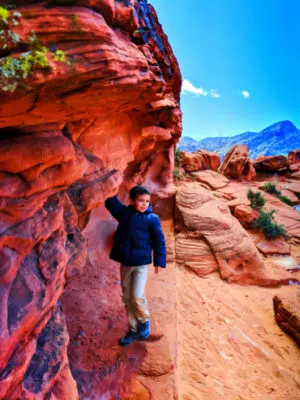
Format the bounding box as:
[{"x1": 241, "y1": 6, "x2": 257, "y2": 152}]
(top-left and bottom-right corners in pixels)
[
  {"x1": 219, "y1": 144, "x2": 256, "y2": 180},
  {"x1": 180, "y1": 150, "x2": 220, "y2": 172},
  {"x1": 254, "y1": 155, "x2": 290, "y2": 172},
  {"x1": 175, "y1": 183, "x2": 275, "y2": 286},
  {"x1": 0, "y1": 0, "x2": 181, "y2": 397}
]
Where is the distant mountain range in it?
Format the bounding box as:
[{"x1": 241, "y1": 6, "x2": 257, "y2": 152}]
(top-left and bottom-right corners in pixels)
[{"x1": 178, "y1": 121, "x2": 300, "y2": 159}]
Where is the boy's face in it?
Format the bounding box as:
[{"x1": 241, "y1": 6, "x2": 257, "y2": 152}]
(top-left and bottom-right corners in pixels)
[{"x1": 131, "y1": 194, "x2": 150, "y2": 213}]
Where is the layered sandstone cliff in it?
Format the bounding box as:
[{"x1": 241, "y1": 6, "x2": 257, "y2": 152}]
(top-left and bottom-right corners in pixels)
[{"x1": 0, "y1": 1, "x2": 181, "y2": 398}]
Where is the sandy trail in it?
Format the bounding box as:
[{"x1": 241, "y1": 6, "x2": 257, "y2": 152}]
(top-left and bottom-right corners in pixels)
[{"x1": 176, "y1": 266, "x2": 300, "y2": 400}]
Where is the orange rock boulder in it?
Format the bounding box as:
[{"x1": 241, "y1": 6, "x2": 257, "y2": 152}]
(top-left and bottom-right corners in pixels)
[
  {"x1": 233, "y1": 204, "x2": 259, "y2": 228},
  {"x1": 288, "y1": 150, "x2": 300, "y2": 165},
  {"x1": 180, "y1": 150, "x2": 220, "y2": 172},
  {"x1": 254, "y1": 155, "x2": 290, "y2": 172},
  {"x1": 175, "y1": 183, "x2": 278, "y2": 285},
  {"x1": 219, "y1": 145, "x2": 256, "y2": 180}
]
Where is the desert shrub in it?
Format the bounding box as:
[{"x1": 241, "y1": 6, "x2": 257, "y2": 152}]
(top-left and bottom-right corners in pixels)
[
  {"x1": 53, "y1": 49, "x2": 71, "y2": 65},
  {"x1": 263, "y1": 182, "x2": 293, "y2": 206},
  {"x1": 263, "y1": 182, "x2": 281, "y2": 196},
  {"x1": 247, "y1": 189, "x2": 266, "y2": 210},
  {"x1": 253, "y1": 210, "x2": 287, "y2": 239},
  {"x1": 0, "y1": 47, "x2": 49, "y2": 91},
  {"x1": 0, "y1": 7, "x2": 10, "y2": 23},
  {"x1": 0, "y1": 34, "x2": 71, "y2": 92},
  {"x1": 174, "y1": 148, "x2": 182, "y2": 167},
  {"x1": 279, "y1": 195, "x2": 293, "y2": 206},
  {"x1": 173, "y1": 168, "x2": 181, "y2": 179},
  {"x1": 173, "y1": 167, "x2": 185, "y2": 181}
]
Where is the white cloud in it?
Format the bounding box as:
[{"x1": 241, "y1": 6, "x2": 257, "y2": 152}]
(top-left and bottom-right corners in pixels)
[
  {"x1": 182, "y1": 79, "x2": 221, "y2": 98},
  {"x1": 210, "y1": 89, "x2": 221, "y2": 98},
  {"x1": 242, "y1": 90, "x2": 250, "y2": 98},
  {"x1": 182, "y1": 79, "x2": 207, "y2": 96}
]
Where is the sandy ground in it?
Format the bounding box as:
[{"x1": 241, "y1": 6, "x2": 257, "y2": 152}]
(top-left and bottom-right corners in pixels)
[{"x1": 176, "y1": 267, "x2": 300, "y2": 400}]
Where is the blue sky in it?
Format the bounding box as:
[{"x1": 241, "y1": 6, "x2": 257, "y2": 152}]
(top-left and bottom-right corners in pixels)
[{"x1": 150, "y1": 0, "x2": 300, "y2": 139}]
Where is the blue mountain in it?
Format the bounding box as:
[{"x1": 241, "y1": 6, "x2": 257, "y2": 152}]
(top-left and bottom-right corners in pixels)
[{"x1": 179, "y1": 121, "x2": 300, "y2": 159}]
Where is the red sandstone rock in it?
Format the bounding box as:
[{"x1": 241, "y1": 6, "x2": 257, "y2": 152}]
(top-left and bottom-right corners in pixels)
[
  {"x1": 288, "y1": 150, "x2": 300, "y2": 165},
  {"x1": 191, "y1": 170, "x2": 229, "y2": 189},
  {"x1": 273, "y1": 290, "x2": 300, "y2": 346},
  {"x1": 0, "y1": 0, "x2": 182, "y2": 398},
  {"x1": 254, "y1": 155, "x2": 290, "y2": 172},
  {"x1": 290, "y1": 170, "x2": 300, "y2": 180},
  {"x1": 234, "y1": 205, "x2": 259, "y2": 228},
  {"x1": 175, "y1": 183, "x2": 278, "y2": 286},
  {"x1": 181, "y1": 150, "x2": 220, "y2": 172},
  {"x1": 256, "y1": 238, "x2": 290, "y2": 256},
  {"x1": 281, "y1": 180, "x2": 300, "y2": 196},
  {"x1": 219, "y1": 145, "x2": 256, "y2": 180},
  {"x1": 280, "y1": 189, "x2": 299, "y2": 204}
]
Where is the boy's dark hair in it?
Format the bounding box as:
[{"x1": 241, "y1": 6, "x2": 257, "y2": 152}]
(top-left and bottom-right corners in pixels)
[{"x1": 129, "y1": 185, "x2": 151, "y2": 200}]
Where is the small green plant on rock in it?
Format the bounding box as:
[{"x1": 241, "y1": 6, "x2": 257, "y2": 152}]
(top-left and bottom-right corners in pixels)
[
  {"x1": 278, "y1": 195, "x2": 293, "y2": 206},
  {"x1": 53, "y1": 49, "x2": 71, "y2": 65},
  {"x1": 173, "y1": 167, "x2": 186, "y2": 181},
  {"x1": 263, "y1": 182, "x2": 281, "y2": 196},
  {"x1": 0, "y1": 7, "x2": 22, "y2": 46},
  {"x1": 173, "y1": 168, "x2": 181, "y2": 179},
  {"x1": 0, "y1": 47, "x2": 50, "y2": 91},
  {"x1": 0, "y1": 30, "x2": 72, "y2": 92},
  {"x1": 71, "y1": 14, "x2": 83, "y2": 32},
  {"x1": 263, "y1": 182, "x2": 294, "y2": 206},
  {"x1": 247, "y1": 189, "x2": 266, "y2": 211},
  {"x1": 253, "y1": 210, "x2": 287, "y2": 239},
  {"x1": 0, "y1": 7, "x2": 10, "y2": 24},
  {"x1": 174, "y1": 148, "x2": 182, "y2": 166}
]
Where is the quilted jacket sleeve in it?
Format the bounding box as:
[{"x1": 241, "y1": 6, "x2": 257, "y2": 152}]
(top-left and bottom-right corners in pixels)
[{"x1": 104, "y1": 195, "x2": 126, "y2": 222}]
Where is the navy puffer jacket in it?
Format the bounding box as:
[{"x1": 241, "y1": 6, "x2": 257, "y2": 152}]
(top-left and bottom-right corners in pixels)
[{"x1": 105, "y1": 195, "x2": 166, "y2": 268}]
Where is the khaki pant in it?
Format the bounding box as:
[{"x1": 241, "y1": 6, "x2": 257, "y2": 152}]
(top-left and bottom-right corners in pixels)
[{"x1": 120, "y1": 264, "x2": 150, "y2": 332}]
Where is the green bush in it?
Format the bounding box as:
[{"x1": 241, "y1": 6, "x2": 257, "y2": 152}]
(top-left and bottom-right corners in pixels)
[
  {"x1": 173, "y1": 167, "x2": 185, "y2": 181},
  {"x1": 174, "y1": 148, "x2": 182, "y2": 167},
  {"x1": 263, "y1": 182, "x2": 281, "y2": 196},
  {"x1": 53, "y1": 49, "x2": 71, "y2": 65},
  {"x1": 0, "y1": 36, "x2": 71, "y2": 91},
  {"x1": 253, "y1": 210, "x2": 287, "y2": 239},
  {"x1": 279, "y1": 195, "x2": 293, "y2": 206},
  {"x1": 0, "y1": 46, "x2": 50, "y2": 91},
  {"x1": 173, "y1": 167, "x2": 180, "y2": 179},
  {"x1": 263, "y1": 182, "x2": 293, "y2": 207},
  {"x1": 247, "y1": 189, "x2": 266, "y2": 210},
  {"x1": 0, "y1": 7, "x2": 10, "y2": 23}
]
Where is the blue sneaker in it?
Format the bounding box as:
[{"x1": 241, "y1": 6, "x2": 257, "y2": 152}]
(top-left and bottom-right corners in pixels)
[
  {"x1": 138, "y1": 320, "x2": 150, "y2": 339},
  {"x1": 119, "y1": 330, "x2": 139, "y2": 346}
]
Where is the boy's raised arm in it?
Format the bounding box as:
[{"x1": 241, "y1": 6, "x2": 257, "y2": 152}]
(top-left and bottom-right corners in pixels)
[
  {"x1": 149, "y1": 215, "x2": 167, "y2": 268},
  {"x1": 105, "y1": 194, "x2": 126, "y2": 221}
]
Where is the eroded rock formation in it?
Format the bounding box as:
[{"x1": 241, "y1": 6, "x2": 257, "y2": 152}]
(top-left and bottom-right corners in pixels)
[
  {"x1": 218, "y1": 144, "x2": 256, "y2": 180},
  {"x1": 254, "y1": 155, "x2": 290, "y2": 172},
  {"x1": 175, "y1": 183, "x2": 278, "y2": 285},
  {"x1": 0, "y1": 1, "x2": 182, "y2": 398},
  {"x1": 180, "y1": 149, "x2": 220, "y2": 172}
]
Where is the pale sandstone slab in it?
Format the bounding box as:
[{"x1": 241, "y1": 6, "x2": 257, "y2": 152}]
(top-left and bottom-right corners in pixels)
[{"x1": 191, "y1": 170, "x2": 229, "y2": 189}]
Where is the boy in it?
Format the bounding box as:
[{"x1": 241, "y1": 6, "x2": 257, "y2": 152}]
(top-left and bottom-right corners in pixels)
[{"x1": 105, "y1": 185, "x2": 166, "y2": 346}]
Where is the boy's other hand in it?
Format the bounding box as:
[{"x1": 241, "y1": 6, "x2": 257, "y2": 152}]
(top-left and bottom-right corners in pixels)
[{"x1": 154, "y1": 267, "x2": 162, "y2": 274}]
